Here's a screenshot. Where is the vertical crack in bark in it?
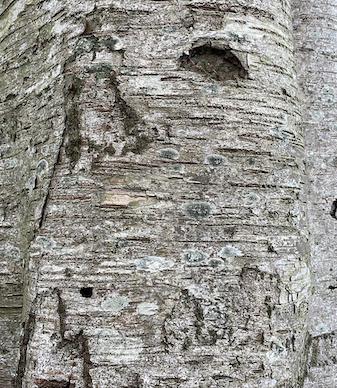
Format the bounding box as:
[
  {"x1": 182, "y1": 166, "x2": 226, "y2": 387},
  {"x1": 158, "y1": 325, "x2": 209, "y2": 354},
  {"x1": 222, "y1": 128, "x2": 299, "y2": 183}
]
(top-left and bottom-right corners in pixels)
[
  {"x1": 37, "y1": 134, "x2": 64, "y2": 231},
  {"x1": 55, "y1": 289, "x2": 93, "y2": 387},
  {"x1": 297, "y1": 332, "x2": 312, "y2": 387},
  {"x1": 64, "y1": 76, "x2": 83, "y2": 169},
  {"x1": 14, "y1": 305, "x2": 36, "y2": 387},
  {"x1": 38, "y1": 75, "x2": 80, "y2": 230},
  {"x1": 78, "y1": 331, "x2": 93, "y2": 388},
  {"x1": 56, "y1": 288, "x2": 67, "y2": 341}
]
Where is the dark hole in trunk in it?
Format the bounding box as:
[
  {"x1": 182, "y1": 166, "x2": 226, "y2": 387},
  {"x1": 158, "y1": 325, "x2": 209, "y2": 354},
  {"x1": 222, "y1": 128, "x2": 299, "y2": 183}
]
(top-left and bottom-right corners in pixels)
[
  {"x1": 179, "y1": 45, "x2": 248, "y2": 81},
  {"x1": 80, "y1": 287, "x2": 93, "y2": 298}
]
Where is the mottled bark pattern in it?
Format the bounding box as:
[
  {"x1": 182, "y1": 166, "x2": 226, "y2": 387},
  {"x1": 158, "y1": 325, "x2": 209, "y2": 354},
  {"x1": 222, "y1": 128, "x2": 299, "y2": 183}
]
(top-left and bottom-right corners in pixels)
[
  {"x1": 294, "y1": 0, "x2": 337, "y2": 386},
  {"x1": 0, "y1": 0, "x2": 314, "y2": 387}
]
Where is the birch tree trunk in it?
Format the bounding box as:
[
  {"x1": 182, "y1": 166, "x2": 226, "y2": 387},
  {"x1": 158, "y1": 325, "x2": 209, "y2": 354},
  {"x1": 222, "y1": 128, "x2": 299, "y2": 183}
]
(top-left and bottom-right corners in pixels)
[
  {"x1": 0, "y1": 0, "x2": 318, "y2": 387},
  {"x1": 294, "y1": 0, "x2": 337, "y2": 387}
]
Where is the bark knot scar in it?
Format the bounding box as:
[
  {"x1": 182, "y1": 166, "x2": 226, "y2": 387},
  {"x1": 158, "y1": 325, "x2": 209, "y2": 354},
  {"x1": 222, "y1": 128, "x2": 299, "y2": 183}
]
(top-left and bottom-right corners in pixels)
[{"x1": 179, "y1": 44, "x2": 248, "y2": 81}]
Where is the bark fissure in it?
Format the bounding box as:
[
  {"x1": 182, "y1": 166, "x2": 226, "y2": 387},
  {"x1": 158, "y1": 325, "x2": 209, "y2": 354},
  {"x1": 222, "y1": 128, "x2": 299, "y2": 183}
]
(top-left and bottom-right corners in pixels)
[{"x1": 14, "y1": 306, "x2": 36, "y2": 388}]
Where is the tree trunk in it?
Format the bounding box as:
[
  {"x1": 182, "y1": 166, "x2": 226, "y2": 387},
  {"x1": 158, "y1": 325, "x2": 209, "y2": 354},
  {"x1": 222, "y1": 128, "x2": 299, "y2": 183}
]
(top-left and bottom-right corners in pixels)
[
  {"x1": 1, "y1": 0, "x2": 328, "y2": 386},
  {"x1": 294, "y1": 0, "x2": 337, "y2": 386}
]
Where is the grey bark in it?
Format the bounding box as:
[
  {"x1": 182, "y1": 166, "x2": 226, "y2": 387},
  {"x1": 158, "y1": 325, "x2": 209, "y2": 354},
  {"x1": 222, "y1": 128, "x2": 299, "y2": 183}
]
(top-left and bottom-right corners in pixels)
[
  {"x1": 0, "y1": 0, "x2": 333, "y2": 387},
  {"x1": 294, "y1": 0, "x2": 337, "y2": 387}
]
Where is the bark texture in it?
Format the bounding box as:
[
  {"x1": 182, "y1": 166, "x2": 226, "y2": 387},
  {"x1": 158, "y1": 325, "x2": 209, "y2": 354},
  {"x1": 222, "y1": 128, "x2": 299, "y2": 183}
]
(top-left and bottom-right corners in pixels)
[
  {"x1": 294, "y1": 0, "x2": 337, "y2": 386},
  {"x1": 0, "y1": 0, "x2": 321, "y2": 387}
]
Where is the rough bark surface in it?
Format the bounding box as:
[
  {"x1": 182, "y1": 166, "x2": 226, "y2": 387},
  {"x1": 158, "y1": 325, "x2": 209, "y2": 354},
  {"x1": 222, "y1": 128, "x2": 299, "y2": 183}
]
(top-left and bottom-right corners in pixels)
[
  {"x1": 0, "y1": 0, "x2": 318, "y2": 387},
  {"x1": 294, "y1": 0, "x2": 337, "y2": 387}
]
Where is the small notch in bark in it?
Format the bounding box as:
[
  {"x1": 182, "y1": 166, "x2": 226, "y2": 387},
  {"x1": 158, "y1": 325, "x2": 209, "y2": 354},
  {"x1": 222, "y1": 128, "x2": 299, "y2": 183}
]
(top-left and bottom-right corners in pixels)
[
  {"x1": 179, "y1": 44, "x2": 248, "y2": 81},
  {"x1": 80, "y1": 287, "x2": 93, "y2": 298},
  {"x1": 330, "y1": 199, "x2": 337, "y2": 219},
  {"x1": 34, "y1": 379, "x2": 74, "y2": 388}
]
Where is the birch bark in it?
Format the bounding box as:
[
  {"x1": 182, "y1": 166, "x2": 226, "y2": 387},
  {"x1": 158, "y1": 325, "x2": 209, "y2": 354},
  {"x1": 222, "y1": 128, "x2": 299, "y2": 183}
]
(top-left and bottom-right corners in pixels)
[
  {"x1": 294, "y1": 0, "x2": 337, "y2": 386},
  {"x1": 1, "y1": 1, "x2": 313, "y2": 387}
]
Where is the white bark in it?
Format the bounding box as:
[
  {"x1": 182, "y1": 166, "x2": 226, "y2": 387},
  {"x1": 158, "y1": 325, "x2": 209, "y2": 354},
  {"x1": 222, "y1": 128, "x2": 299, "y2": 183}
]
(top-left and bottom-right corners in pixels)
[{"x1": 1, "y1": 0, "x2": 329, "y2": 386}]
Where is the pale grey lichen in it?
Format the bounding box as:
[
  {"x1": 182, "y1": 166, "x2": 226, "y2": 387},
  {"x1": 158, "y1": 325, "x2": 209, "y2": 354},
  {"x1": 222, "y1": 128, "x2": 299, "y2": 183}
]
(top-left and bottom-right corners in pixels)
[
  {"x1": 183, "y1": 250, "x2": 208, "y2": 264},
  {"x1": 36, "y1": 159, "x2": 48, "y2": 175},
  {"x1": 137, "y1": 302, "x2": 159, "y2": 316},
  {"x1": 219, "y1": 245, "x2": 243, "y2": 259},
  {"x1": 134, "y1": 256, "x2": 174, "y2": 272},
  {"x1": 101, "y1": 294, "x2": 129, "y2": 314},
  {"x1": 35, "y1": 236, "x2": 55, "y2": 251}
]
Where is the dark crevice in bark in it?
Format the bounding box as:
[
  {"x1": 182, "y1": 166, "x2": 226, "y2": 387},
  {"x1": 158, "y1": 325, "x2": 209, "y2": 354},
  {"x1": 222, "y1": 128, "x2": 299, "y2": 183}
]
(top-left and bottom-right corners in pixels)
[
  {"x1": 56, "y1": 288, "x2": 67, "y2": 340},
  {"x1": 64, "y1": 76, "x2": 83, "y2": 169},
  {"x1": 179, "y1": 45, "x2": 248, "y2": 81},
  {"x1": 55, "y1": 289, "x2": 93, "y2": 387},
  {"x1": 14, "y1": 307, "x2": 36, "y2": 387},
  {"x1": 34, "y1": 378, "x2": 74, "y2": 388},
  {"x1": 79, "y1": 332, "x2": 93, "y2": 388},
  {"x1": 297, "y1": 332, "x2": 312, "y2": 387},
  {"x1": 330, "y1": 199, "x2": 337, "y2": 219},
  {"x1": 37, "y1": 75, "x2": 78, "y2": 231}
]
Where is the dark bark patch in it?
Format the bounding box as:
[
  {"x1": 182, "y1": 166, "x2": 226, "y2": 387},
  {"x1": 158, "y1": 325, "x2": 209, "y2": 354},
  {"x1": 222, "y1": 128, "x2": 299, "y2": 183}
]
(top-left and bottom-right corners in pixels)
[
  {"x1": 5, "y1": 93, "x2": 16, "y2": 101},
  {"x1": 64, "y1": 77, "x2": 84, "y2": 169},
  {"x1": 330, "y1": 199, "x2": 337, "y2": 219},
  {"x1": 206, "y1": 154, "x2": 224, "y2": 166},
  {"x1": 78, "y1": 331, "x2": 93, "y2": 388},
  {"x1": 159, "y1": 148, "x2": 179, "y2": 160},
  {"x1": 80, "y1": 287, "x2": 93, "y2": 298},
  {"x1": 84, "y1": 66, "x2": 156, "y2": 155},
  {"x1": 34, "y1": 379, "x2": 74, "y2": 388},
  {"x1": 56, "y1": 288, "x2": 67, "y2": 340},
  {"x1": 107, "y1": 72, "x2": 155, "y2": 154},
  {"x1": 185, "y1": 202, "x2": 211, "y2": 218},
  {"x1": 179, "y1": 45, "x2": 248, "y2": 81},
  {"x1": 14, "y1": 309, "x2": 36, "y2": 387}
]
